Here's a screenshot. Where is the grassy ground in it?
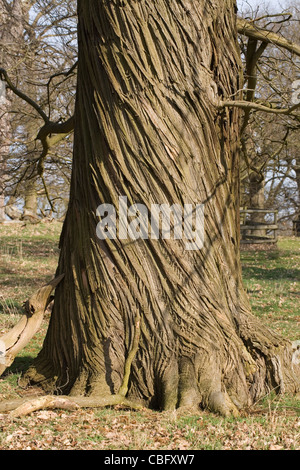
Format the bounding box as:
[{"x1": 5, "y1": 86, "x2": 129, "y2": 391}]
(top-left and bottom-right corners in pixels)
[{"x1": 0, "y1": 222, "x2": 299, "y2": 450}]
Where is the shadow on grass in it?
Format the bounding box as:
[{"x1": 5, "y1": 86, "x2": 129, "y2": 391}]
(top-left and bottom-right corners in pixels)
[
  {"x1": 241, "y1": 248, "x2": 299, "y2": 262},
  {"x1": 0, "y1": 274, "x2": 48, "y2": 286},
  {"x1": 1, "y1": 238, "x2": 59, "y2": 258},
  {"x1": 242, "y1": 266, "x2": 300, "y2": 281},
  {"x1": 3, "y1": 356, "x2": 35, "y2": 376}
]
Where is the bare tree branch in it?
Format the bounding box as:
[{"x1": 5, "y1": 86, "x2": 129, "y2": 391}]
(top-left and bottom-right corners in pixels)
[
  {"x1": 237, "y1": 18, "x2": 300, "y2": 57},
  {"x1": 220, "y1": 99, "x2": 300, "y2": 116},
  {"x1": 0, "y1": 67, "x2": 75, "y2": 168},
  {"x1": 0, "y1": 67, "x2": 49, "y2": 123}
]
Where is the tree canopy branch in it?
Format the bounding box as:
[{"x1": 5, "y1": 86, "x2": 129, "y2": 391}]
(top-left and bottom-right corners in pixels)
[
  {"x1": 220, "y1": 99, "x2": 300, "y2": 116},
  {"x1": 36, "y1": 116, "x2": 75, "y2": 176},
  {"x1": 0, "y1": 67, "x2": 75, "y2": 168},
  {"x1": 237, "y1": 18, "x2": 300, "y2": 57},
  {"x1": 0, "y1": 67, "x2": 49, "y2": 123}
]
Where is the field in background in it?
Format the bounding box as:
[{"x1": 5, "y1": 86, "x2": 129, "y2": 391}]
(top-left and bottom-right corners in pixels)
[
  {"x1": 0, "y1": 222, "x2": 299, "y2": 450},
  {"x1": 241, "y1": 238, "x2": 300, "y2": 341}
]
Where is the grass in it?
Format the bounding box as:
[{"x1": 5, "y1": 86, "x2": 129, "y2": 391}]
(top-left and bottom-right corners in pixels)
[
  {"x1": 0, "y1": 222, "x2": 299, "y2": 450},
  {"x1": 240, "y1": 238, "x2": 300, "y2": 341},
  {"x1": 0, "y1": 221, "x2": 61, "y2": 311}
]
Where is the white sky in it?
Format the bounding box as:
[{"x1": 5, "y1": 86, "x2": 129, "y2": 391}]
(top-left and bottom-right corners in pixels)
[{"x1": 237, "y1": 0, "x2": 293, "y2": 14}]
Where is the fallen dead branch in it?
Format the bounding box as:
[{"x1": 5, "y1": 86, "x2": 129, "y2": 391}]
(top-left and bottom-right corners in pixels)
[
  {"x1": 0, "y1": 394, "x2": 144, "y2": 418},
  {"x1": 0, "y1": 274, "x2": 64, "y2": 377}
]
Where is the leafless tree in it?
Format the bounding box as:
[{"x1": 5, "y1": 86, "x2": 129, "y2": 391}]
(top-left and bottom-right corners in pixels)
[
  {"x1": 238, "y1": 1, "x2": 300, "y2": 233},
  {"x1": 0, "y1": 0, "x2": 77, "y2": 220}
]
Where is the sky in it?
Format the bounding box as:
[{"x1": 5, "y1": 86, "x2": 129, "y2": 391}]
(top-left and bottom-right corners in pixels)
[{"x1": 237, "y1": 0, "x2": 293, "y2": 14}]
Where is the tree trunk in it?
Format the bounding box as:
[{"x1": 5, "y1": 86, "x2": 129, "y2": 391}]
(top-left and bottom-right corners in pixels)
[
  {"x1": 294, "y1": 163, "x2": 300, "y2": 236},
  {"x1": 24, "y1": 0, "x2": 299, "y2": 415},
  {"x1": 0, "y1": 0, "x2": 29, "y2": 223},
  {"x1": 23, "y1": 178, "x2": 38, "y2": 221},
  {"x1": 249, "y1": 172, "x2": 266, "y2": 238},
  {"x1": 0, "y1": 93, "x2": 10, "y2": 223}
]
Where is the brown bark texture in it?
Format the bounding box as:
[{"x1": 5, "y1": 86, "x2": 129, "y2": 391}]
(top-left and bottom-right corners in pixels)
[{"x1": 23, "y1": 0, "x2": 299, "y2": 415}]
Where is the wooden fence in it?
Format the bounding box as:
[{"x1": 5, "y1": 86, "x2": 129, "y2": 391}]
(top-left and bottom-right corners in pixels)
[{"x1": 240, "y1": 209, "x2": 278, "y2": 244}]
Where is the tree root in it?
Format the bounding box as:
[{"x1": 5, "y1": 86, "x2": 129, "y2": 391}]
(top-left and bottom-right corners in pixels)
[
  {"x1": 0, "y1": 311, "x2": 143, "y2": 418},
  {"x1": 207, "y1": 391, "x2": 240, "y2": 418},
  {"x1": 0, "y1": 391, "x2": 238, "y2": 418},
  {"x1": 1, "y1": 280, "x2": 298, "y2": 419}
]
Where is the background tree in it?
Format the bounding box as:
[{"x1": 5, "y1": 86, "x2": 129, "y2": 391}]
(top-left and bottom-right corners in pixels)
[
  {"x1": 238, "y1": 2, "x2": 300, "y2": 234},
  {"x1": 0, "y1": 0, "x2": 77, "y2": 221},
  {"x1": 0, "y1": 0, "x2": 28, "y2": 221}
]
